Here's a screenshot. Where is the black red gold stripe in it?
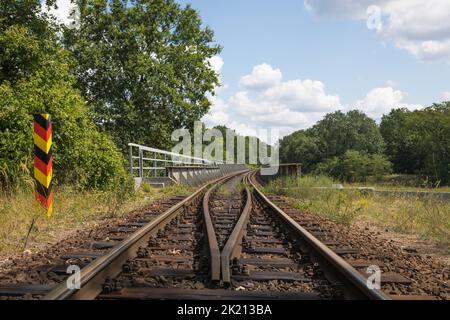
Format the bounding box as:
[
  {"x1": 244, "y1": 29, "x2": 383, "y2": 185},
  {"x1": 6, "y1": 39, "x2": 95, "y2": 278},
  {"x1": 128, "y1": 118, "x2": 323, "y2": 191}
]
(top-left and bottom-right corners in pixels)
[
  {"x1": 34, "y1": 121, "x2": 52, "y2": 141},
  {"x1": 34, "y1": 145, "x2": 52, "y2": 164},
  {"x1": 34, "y1": 114, "x2": 51, "y2": 130},
  {"x1": 34, "y1": 155, "x2": 53, "y2": 176},
  {"x1": 34, "y1": 113, "x2": 53, "y2": 217}
]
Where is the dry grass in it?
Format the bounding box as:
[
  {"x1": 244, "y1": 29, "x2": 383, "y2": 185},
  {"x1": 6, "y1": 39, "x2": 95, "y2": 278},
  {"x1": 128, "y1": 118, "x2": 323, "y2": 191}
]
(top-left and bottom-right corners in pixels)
[
  {"x1": 264, "y1": 176, "x2": 450, "y2": 247},
  {"x1": 0, "y1": 183, "x2": 194, "y2": 254},
  {"x1": 348, "y1": 174, "x2": 450, "y2": 192}
]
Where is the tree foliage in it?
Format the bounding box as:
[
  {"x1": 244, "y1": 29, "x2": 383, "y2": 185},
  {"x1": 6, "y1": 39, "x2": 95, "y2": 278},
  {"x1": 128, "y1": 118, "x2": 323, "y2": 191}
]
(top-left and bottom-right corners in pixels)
[
  {"x1": 279, "y1": 130, "x2": 322, "y2": 172},
  {"x1": 0, "y1": 1, "x2": 129, "y2": 190},
  {"x1": 280, "y1": 110, "x2": 385, "y2": 172},
  {"x1": 210, "y1": 125, "x2": 270, "y2": 165},
  {"x1": 310, "y1": 110, "x2": 385, "y2": 158},
  {"x1": 314, "y1": 150, "x2": 392, "y2": 182},
  {"x1": 281, "y1": 104, "x2": 450, "y2": 184},
  {"x1": 63, "y1": 0, "x2": 221, "y2": 151},
  {"x1": 380, "y1": 103, "x2": 450, "y2": 184}
]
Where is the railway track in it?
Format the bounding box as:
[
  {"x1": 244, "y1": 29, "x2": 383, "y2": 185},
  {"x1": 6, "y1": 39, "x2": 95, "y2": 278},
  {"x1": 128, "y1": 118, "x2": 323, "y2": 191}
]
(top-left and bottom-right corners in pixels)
[
  {"x1": 0, "y1": 169, "x2": 440, "y2": 300},
  {"x1": 0, "y1": 197, "x2": 188, "y2": 300}
]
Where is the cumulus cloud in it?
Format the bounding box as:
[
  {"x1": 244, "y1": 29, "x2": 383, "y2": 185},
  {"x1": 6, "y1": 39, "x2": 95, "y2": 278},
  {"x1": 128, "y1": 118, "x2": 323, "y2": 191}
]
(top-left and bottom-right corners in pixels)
[
  {"x1": 355, "y1": 86, "x2": 422, "y2": 118},
  {"x1": 239, "y1": 63, "x2": 283, "y2": 90},
  {"x1": 41, "y1": 0, "x2": 79, "y2": 27},
  {"x1": 262, "y1": 79, "x2": 341, "y2": 112},
  {"x1": 228, "y1": 64, "x2": 341, "y2": 133},
  {"x1": 442, "y1": 91, "x2": 450, "y2": 101},
  {"x1": 203, "y1": 62, "x2": 423, "y2": 140},
  {"x1": 234, "y1": 64, "x2": 340, "y2": 115},
  {"x1": 202, "y1": 94, "x2": 230, "y2": 127},
  {"x1": 203, "y1": 55, "x2": 230, "y2": 128},
  {"x1": 304, "y1": 0, "x2": 450, "y2": 62},
  {"x1": 203, "y1": 63, "x2": 342, "y2": 139},
  {"x1": 207, "y1": 55, "x2": 224, "y2": 75}
]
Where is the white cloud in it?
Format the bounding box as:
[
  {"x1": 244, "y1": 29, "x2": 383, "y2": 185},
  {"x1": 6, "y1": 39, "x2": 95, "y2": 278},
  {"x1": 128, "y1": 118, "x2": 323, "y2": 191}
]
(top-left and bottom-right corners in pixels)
[
  {"x1": 304, "y1": 0, "x2": 450, "y2": 62},
  {"x1": 203, "y1": 56, "x2": 229, "y2": 128},
  {"x1": 385, "y1": 80, "x2": 397, "y2": 87},
  {"x1": 203, "y1": 63, "x2": 342, "y2": 139},
  {"x1": 263, "y1": 79, "x2": 341, "y2": 112},
  {"x1": 202, "y1": 94, "x2": 230, "y2": 128},
  {"x1": 207, "y1": 55, "x2": 224, "y2": 74},
  {"x1": 442, "y1": 91, "x2": 450, "y2": 100},
  {"x1": 203, "y1": 62, "x2": 423, "y2": 140},
  {"x1": 239, "y1": 63, "x2": 282, "y2": 90},
  {"x1": 355, "y1": 86, "x2": 422, "y2": 118},
  {"x1": 206, "y1": 55, "x2": 229, "y2": 94},
  {"x1": 233, "y1": 64, "x2": 340, "y2": 118},
  {"x1": 202, "y1": 110, "x2": 229, "y2": 127},
  {"x1": 41, "y1": 0, "x2": 79, "y2": 27}
]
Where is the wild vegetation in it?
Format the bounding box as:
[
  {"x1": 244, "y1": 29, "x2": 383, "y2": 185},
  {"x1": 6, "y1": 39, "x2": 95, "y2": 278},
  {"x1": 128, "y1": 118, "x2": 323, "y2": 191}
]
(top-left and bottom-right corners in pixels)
[
  {"x1": 0, "y1": 0, "x2": 221, "y2": 191},
  {"x1": 208, "y1": 125, "x2": 271, "y2": 164},
  {"x1": 0, "y1": 183, "x2": 193, "y2": 253},
  {"x1": 280, "y1": 105, "x2": 450, "y2": 185},
  {"x1": 63, "y1": 0, "x2": 221, "y2": 152},
  {"x1": 0, "y1": 1, "x2": 220, "y2": 253},
  {"x1": 0, "y1": 1, "x2": 448, "y2": 253},
  {"x1": 380, "y1": 104, "x2": 450, "y2": 184},
  {"x1": 0, "y1": 1, "x2": 129, "y2": 190},
  {"x1": 264, "y1": 176, "x2": 450, "y2": 247}
]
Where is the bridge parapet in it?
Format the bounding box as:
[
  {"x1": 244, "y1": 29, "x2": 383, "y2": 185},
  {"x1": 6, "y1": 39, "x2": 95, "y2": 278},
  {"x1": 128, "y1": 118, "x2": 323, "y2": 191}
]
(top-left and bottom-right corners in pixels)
[
  {"x1": 129, "y1": 143, "x2": 248, "y2": 188},
  {"x1": 258, "y1": 163, "x2": 301, "y2": 184}
]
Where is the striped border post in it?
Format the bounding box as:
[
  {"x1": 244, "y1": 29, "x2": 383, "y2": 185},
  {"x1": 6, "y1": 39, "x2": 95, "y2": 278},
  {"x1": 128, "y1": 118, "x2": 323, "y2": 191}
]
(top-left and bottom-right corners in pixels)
[{"x1": 33, "y1": 113, "x2": 53, "y2": 218}]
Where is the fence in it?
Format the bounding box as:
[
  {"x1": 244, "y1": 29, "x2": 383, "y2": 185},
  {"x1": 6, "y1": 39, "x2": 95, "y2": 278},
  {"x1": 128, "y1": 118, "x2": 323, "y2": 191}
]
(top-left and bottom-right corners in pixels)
[{"x1": 128, "y1": 143, "x2": 223, "y2": 178}]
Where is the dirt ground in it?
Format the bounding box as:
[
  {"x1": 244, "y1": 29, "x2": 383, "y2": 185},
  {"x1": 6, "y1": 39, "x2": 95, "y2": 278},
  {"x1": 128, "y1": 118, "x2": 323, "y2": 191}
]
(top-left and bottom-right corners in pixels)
[
  {"x1": 0, "y1": 193, "x2": 448, "y2": 300},
  {"x1": 282, "y1": 199, "x2": 450, "y2": 299},
  {"x1": 0, "y1": 200, "x2": 169, "y2": 286},
  {"x1": 355, "y1": 216, "x2": 450, "y2": 265}
]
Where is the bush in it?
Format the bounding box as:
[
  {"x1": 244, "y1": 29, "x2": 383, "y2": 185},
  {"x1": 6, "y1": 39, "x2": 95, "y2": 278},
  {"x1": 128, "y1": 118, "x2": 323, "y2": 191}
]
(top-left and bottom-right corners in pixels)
[
  {"x1": 314, "y1": 150, "x2": 392, "y2": 182},
  {"x1": 380, "y1": 104, "x2": 450, "y2": 184},
  {"x1": 0, "y1": 25, "x2": 131, "y2": 191},
  {"x1": 280, "y1": 110, "x2": 386, "y2": 171},
  {"x1": 264, "y1": 175, "x2": 450, "y2": 244}
]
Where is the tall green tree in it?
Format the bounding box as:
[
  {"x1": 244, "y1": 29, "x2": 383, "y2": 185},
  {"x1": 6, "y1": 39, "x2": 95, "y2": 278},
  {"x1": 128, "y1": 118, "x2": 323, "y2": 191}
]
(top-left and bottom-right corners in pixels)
[
  {"x1": 381, "y1": 103, "x2": 450, "y2": 183},
  {"x1": 310, "y1": 110, "x2": 385, "y2": 158},
  {"x1": 0, "y1": 0, "x2": 56, "y2": 84},
  {"x1": 0, "y1": 0, "x2": 129, "y2": 190},
  {"x1": 379, "y1": 108, "x2": 417, "y2": 173},
  {"x1": 279, "y1": 130, "x2": 322, "y2": 172},
  {"x1": 196, "y1": 125, "x2": 270, "y2": 165},
  {"x1": 314, "y1": 150, "x2": 392, "y2": 182},
  {"x1": 64, "y1": 0, "x2": 221, "y2": 151},
  {"x1": 280, "y1": 110, "x2": 385, "y2": 172}
]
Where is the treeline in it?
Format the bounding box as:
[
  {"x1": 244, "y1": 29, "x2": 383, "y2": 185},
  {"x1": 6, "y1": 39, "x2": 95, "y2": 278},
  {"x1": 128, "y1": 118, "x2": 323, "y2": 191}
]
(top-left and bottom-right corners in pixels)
[
  {"x1": 0, "y1": 0, "x2": 219, "y2": 190},
  {"x1": 280, "y1": 103, "x2": 450, "y2": 184},
  {"x1": 208, "y1": 125, "x2": 270, "y2": 165}
]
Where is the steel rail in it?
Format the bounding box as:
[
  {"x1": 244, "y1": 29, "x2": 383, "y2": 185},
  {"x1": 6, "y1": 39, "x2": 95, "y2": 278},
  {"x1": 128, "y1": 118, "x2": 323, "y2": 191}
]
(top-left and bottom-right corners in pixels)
[
  {"x1": 202, "y1": 185, "x2": 222, "y2": 282},
  {"x1": 202, "y1": 170, "x2": 250, "y2": 282},
  {"x1": 220, "y1": 172, "x2": 253, "y2": 283},
  {"x1": 248, "y1": 170, "x2": 390, "y2": 300},
  {"x1": 43, "y1": 170, "x2": 247, "y2": 300}
]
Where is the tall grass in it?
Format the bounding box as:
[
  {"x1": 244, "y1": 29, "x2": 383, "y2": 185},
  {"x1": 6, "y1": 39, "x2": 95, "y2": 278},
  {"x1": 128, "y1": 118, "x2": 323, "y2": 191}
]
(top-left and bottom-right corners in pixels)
[
  {"x1": 263, "y1": 175, "x2": 450, "y2": 246},
  {"x1": 0, "y1": 183, "x2": 193, "y2": 253}
]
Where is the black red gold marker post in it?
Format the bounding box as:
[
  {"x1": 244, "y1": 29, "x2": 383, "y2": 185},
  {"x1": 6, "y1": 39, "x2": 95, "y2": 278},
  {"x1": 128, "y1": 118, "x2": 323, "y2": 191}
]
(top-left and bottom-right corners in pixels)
[{"x1": 33, "y1": 113, "x2": 53, "y2": 218}]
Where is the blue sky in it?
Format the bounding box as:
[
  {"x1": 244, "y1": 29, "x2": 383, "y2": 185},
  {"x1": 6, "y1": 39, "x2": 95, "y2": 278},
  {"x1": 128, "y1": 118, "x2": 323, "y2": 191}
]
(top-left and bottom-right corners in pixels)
[
  {"x1": 176, "y1": 0, "x2": 450, "y2": 138},
  {"x1": 45, "y1": 0, "x2": 450, "y2": 138},
  {"x1": 180, "y1": 0, "x2": 448, "y2": 104}
]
